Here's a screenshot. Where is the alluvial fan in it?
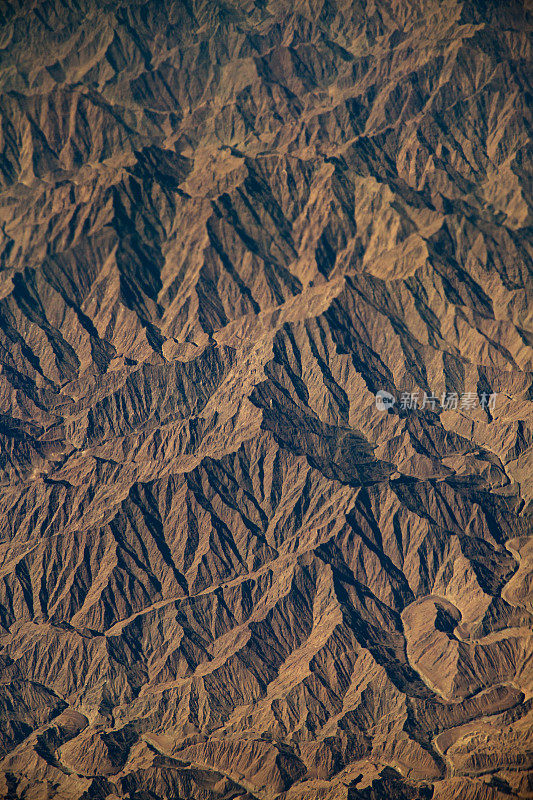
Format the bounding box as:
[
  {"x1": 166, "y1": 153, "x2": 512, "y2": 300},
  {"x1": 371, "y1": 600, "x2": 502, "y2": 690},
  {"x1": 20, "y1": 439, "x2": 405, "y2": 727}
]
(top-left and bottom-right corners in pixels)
[{"x1": 0, "y1": 0, "x2": 532, "y2": 798}]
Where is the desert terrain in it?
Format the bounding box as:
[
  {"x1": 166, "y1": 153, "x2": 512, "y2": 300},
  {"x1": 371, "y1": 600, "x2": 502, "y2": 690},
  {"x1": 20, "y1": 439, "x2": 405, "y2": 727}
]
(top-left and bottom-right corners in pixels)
[{"x1": 0, "y1": 0, "x2": 532, "y2": 797}]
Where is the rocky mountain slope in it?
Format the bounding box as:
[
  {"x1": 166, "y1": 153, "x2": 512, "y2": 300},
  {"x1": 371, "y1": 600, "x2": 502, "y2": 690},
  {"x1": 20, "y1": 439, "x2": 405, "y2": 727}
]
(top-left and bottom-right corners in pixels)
[{"x1": 0, "y1": 0, "x2": 532, "y2": 797}]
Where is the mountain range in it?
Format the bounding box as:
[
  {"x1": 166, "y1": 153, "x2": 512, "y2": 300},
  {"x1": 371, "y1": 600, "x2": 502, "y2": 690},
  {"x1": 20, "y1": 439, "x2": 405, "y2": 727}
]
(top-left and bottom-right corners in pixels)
[{"x1": 0, "y1": 0, "x2": 532, "y2": 798}]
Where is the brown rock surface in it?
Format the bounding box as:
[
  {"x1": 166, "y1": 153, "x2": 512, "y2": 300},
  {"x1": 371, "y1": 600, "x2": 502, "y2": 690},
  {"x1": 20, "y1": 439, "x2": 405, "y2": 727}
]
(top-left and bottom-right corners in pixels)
[{"x1": 0, "y1": 0, "x2": 532, "y2": 798}]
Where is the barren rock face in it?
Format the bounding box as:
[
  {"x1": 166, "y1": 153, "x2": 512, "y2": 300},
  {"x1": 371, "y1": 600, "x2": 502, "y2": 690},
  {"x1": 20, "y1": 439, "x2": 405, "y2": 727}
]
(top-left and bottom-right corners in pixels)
[{"x1": 0, "y1": 0, "x2": 532, "y2": 798}]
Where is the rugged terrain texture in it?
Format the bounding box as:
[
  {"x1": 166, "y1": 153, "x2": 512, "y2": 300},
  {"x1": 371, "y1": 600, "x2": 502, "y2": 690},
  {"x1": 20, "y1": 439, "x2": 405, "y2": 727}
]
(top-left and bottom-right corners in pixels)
[{"x1": 0, "y1": 0, "x2": 532, "y2": 797}]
